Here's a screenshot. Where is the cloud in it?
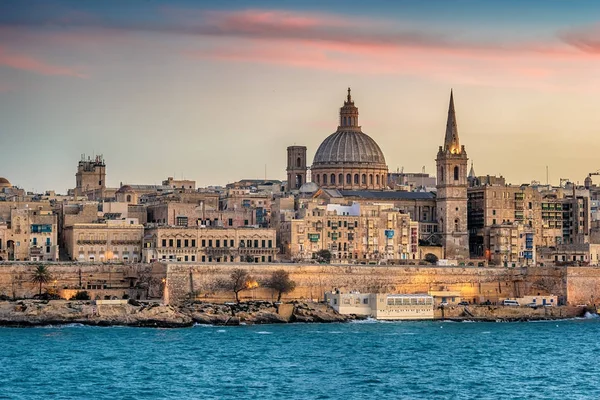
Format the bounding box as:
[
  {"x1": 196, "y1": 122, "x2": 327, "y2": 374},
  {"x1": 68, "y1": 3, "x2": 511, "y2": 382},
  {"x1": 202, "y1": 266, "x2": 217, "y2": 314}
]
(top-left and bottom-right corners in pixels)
[
  {"x1": 0, "y1": 46, "x2": 86, "y2": 77},
  {"x1": 560, "y1": 24, "x2": 600, "y2": 54}
]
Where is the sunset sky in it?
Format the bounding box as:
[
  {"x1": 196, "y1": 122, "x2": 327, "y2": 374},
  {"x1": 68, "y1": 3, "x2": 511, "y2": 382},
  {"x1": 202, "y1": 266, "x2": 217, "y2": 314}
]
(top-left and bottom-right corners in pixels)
[{"x1": 1, "y1": 0, "x2": 600, "y2": 193}]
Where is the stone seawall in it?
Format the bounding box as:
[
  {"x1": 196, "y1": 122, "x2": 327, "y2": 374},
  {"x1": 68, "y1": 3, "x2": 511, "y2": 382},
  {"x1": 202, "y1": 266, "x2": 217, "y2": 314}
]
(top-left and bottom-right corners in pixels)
[
  {"x1": 1, "y1": 263, "x2": 599, "y2": 307},
  {"x1": 165, "y1": 264, "x2": 569, "y2": 305}
]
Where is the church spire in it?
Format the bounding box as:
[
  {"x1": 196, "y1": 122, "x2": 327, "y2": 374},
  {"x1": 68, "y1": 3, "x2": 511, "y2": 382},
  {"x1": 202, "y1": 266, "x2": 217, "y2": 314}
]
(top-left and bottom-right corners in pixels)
[
  {"x1": 468, "y1": 161, "x2": 476, "y2": 178},
  {"x1": 444, "y1": 89, "x2": 461, "y2": 154}
]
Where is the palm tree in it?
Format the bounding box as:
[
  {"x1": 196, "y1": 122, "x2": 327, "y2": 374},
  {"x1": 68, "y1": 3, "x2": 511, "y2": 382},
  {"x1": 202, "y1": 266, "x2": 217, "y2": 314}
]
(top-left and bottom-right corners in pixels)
[{"x1": 31, "y1": 265, "x2": 52, "y2": 296}]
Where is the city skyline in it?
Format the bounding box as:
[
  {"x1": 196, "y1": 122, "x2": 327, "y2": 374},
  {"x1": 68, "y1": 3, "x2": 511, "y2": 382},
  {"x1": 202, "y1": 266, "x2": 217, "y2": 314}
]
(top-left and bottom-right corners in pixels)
[{"x1": 2, "y1": 0, "x2": 600, "y2": 193}]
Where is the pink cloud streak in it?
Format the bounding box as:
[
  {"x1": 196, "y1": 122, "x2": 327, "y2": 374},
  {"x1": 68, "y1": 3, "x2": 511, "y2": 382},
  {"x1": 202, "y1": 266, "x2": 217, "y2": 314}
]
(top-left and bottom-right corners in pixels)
[{"x1": 0, "y1": 46, "x2": 86, "y2": 78}]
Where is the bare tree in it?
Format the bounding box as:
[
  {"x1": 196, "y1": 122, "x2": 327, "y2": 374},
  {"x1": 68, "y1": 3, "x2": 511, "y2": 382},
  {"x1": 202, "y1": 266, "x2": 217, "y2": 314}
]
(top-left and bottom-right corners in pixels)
[
  {"x1": 266, "y1": 269, "x2": 296, "y2": 302},
  {"x1": 219, "y1": 268, "x2": 255, "y2": 303}
]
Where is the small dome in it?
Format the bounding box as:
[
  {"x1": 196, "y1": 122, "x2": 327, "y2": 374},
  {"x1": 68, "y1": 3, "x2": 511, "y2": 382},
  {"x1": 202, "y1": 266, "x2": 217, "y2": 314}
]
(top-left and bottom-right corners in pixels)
[
  {"x1": 116, "y1": 185, "x2": 135, "y2": 194},
  {"x1": 0, "y1": 177, "x2": 11, "y2": 188},
  {"x1": 313, "y1": 130, "x2": 386, "y2": 166},
  {"x1": 299, "y1": 182, "x2": 319, "y2": 193}
]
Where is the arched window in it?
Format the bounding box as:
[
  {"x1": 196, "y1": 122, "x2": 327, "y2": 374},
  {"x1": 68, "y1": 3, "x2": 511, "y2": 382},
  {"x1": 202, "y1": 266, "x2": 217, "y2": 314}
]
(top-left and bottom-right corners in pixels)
[
  {"x1": 339, "y1": 174, "x2": 343, "y2": 185},
  {"x1": 454, "y1": 166, "x2": 459, "y2": 180},
  {"x1": 454, "y1": 219, "x2": 459, "y2": 232},
  {"x1": 382, "y1": 175, "x2": 386, "y2": 186},
  {"x1": 361, "y1": 174, "x2": 366, "y2": 184},
  {"x1": 323, "y1": 174, "x2": 328, "y2": 185},
  {"x1": 346, "y1": 174, "x2": 351, "y2": 184},
  {"x1": 316, "y1": 174, "x2": 320, "y2": 184},
  {"x1": 343, "y1": 116, "x2": 347, "y2": 126},
  {"x1": 296, "y1": 157, "x2": 302, "y2": 168},
  {"x1": 376, "y1": 175, "x2": 380, "y2": 185},
  {"x1": 440, "y1": 167, "x2": 444, "y2": 182},
  {"x1": 354, "y1": 174, "x2": 359, "y2": 184},
  {"x1": 369, "y1": 174, "x2": 373, "y2": 185},
  {"x1": 126, "y1": 194, "x2": 131, "y2": 203},
  {"x1": 331, "y1": 174, "x2": 336, "y2": 184}
]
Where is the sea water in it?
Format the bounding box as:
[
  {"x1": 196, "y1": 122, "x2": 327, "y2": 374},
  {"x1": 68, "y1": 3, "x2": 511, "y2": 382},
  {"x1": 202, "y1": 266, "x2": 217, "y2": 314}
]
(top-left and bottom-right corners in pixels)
[{"x1": 1, "y1": 318, "x2": 599, "y2": 399}]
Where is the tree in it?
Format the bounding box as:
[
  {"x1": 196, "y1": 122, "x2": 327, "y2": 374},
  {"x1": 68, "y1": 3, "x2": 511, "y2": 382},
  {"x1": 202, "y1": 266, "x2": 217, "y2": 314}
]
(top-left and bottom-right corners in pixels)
[
  {"x1": 222, "y1": 268, "x2": 255, "y2": 303},
  {"x1": 70, "y1": 291, "x2": 90, "y2": 301},
  {"x1": 316, "y1": 249, "x2": 332, "y2": 264},
  {"x1": 266, "y1": 269, "x2": 296, "y2": 302},
  {"x1": 31, "y1": 265, "x2": 52, "y2": 296}
]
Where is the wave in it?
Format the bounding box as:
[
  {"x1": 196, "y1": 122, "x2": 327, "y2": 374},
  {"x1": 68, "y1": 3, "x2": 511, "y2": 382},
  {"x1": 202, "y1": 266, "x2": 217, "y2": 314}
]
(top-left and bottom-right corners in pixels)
[
  {"x1": 583, "y1": 312, "x2": 599, "y2": 319},
  {"x1": 256, "y1": 331, "x2": 272, "y2": 334}
]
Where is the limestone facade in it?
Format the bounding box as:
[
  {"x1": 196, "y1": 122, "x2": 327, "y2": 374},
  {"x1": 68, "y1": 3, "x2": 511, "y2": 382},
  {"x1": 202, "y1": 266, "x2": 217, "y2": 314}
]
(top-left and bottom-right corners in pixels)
[
  {"x1": 286, "y1": 146, "x2": 308, "y2": 190},
  {"x1": 64, "y1": 219, "x2": 144, "y2": 262},
  {"x1": 0, "y1": 207, "x2": 58, "y2": 261},
  {"x1": 142, "y1": 227, "x2": 278, "y2": 263},
  {"x1": 279, "y1": 201, "x2": 419, "y2": 263}
]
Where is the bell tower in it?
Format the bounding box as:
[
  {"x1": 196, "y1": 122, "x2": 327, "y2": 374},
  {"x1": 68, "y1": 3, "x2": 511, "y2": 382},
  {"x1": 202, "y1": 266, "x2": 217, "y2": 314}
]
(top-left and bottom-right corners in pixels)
[
  {"x1": 436, "y1": 90, "x2": 469, "y2": 259},
  {"x1": 286, "y1": 146, "x2": 307, "y2": 191}
]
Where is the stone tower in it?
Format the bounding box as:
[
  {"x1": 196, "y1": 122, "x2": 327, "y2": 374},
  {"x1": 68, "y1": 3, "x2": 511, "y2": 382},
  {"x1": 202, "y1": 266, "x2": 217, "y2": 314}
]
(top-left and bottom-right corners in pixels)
[
  {"x1": 74, "y1": 154, "x2": 106, "y2": 197},
  {"x1": 286, "y1": 146, "x2": 307, "y2": 191},
  {"x1": 436, "y1": 91, "x2": 469, "y2": 259}
]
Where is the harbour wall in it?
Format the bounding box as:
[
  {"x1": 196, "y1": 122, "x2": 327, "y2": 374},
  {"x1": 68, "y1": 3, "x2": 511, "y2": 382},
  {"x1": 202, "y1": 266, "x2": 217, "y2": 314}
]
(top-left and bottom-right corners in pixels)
[{"x1": 0, "y1": 263, "x2": 598, "y2": 306}]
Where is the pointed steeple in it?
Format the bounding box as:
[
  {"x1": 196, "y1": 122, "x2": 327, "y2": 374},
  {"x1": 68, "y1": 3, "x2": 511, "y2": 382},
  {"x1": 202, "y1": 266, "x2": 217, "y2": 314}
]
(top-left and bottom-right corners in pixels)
[
  {"x1": 468, "y1": 161, "x2": 476, "y2": 178},
  {"x1": 339, "y1": 87, "x2": 359, "y2": 129},
  {"x1": 444, "y1": 89, "x2": 460, "y2": 154}
]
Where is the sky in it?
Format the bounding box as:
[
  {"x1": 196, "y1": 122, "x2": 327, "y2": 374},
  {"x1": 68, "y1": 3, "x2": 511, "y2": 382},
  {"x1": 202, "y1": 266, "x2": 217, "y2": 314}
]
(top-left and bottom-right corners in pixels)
[{"x1": 1, "y1": 0, "x2": 600, "y2": 193}]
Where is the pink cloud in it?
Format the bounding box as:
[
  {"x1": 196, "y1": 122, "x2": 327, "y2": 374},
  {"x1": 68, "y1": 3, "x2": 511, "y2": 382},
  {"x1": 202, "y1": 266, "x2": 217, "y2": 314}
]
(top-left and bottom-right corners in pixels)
[
  {"x1": 0, "y1": 46, "x2": 87, "y2": 78},
  {"x1": 560, "y1": 24, "x2": 600, "y2": 54}
]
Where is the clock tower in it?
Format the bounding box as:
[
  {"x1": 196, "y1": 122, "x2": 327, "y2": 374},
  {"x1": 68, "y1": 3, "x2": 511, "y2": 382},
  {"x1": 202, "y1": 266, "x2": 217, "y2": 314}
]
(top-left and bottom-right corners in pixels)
[{"x1": 436, "y1": 90, "x2": 469, "y2": 259}]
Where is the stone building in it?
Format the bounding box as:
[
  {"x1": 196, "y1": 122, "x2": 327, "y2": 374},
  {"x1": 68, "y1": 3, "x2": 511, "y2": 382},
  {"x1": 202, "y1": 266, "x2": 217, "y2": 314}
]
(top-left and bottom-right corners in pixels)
[
  {"x1": 310, "y1": 88, "x2": 388, "y2": 190},
  {"x1": 436, "y1": 91, "x2": 469, "y2": 259},
  {"x1": 0, "y1": 206, "x2": 58, "y2": 261},
  {"x1": 73, "y1": 155, "x2": 107, "y2": 199},
  {"x1": 279, "y1": 201, "x2": 418, "y2": 263},
  {"x1": 162, "y1": 177, "x2": 196, "y2": 190},
  {"x1": 147, "y1": 201, "x2": 258, "y2": 228},
  {"x1": 487, "y1": 223, "x2": 536, "y2": 267},
  {"x1": 286, "y1": 146, "x2": 308, "y2": 191},
  {"x1": 63, "y1": 219, "x2": 144, "y2": 262},
  {"x1": 142, "y1": 226, "x2": 278, "y2": 263}
]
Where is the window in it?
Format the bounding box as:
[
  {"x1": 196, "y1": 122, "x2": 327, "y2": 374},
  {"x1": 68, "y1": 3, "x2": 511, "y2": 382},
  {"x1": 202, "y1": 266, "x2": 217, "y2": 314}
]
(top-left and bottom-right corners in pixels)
[
  {"x1": 354, "y1": 174, "x2": 359, "y2": 184},
  {"x1": 247, "y1": 239, "x2": 252, "y2": 247},
  {"x1": 216, "y1": 240, "x2": 220, "y2": 248},
  {"x1": 184, "y1": 239, "x2": 189, "y2": 247},
  {"x1": 440, "y1": 167, "x2": 444, "y2": 182},
  {"x1": 201, "y1": 239, "x2": 206, "y2": 247},
  {"x1": 454, "y1": 219, "x2": 459, "y2": 232},
  {"x1": 268, "y1": 240, "x2": 272, "y2": 248},
  {"x1": 323, "y1": 174, "x2": 327, "y2": 185},
  {"x1": 177, "y1": 239, "x2": 181, "y2": 248},
  {"x1": 191, "y1": 255, "x2": 196, "y2": 262},
  {"x1": 169, "y1": 239, "x2": 173, "y2": 247},
  {"x1": 254, "y1": 240, "x2": 259, "y2": 248},
  {"x1": 346, "y1": 174, "x2": 351, "y2": 184},
  {"x1": 192, "y1": 239, "x2": 196, "y2": 247},
  {"x1": 230, "y1": 239, "x2": 234, "y2": 247},
  {"x1": 316, "y1": 174, "x2": 320, "y2": 184},
  {"x1": 362, "y1": 174, "x2": 366, "y2": 184},
  {"x1": 228, "y1": 218, "x2": 233, "y2": 226},
  {"x1": 244, "y1": 220, "x2": 249, "y2": 226},
  {"x1": 376, "y1": 175, "x2": 380, "y2": 185},
  {"x1": 126, "y1": 195, "x2": 132, "y2": 203},
  {"x1": 208, "y1": 239, "x2": 213, "y2": 247},
  {"x1": 339, "y1": 174, "x2": 343, "y2": 185},
  {"x1": 296, "y1": 157, "x2": 302, "y2": 168},
  {"x1": 369, "y1": 174, "x2": 373, "y2": 185},
  {"x1": 202, "y1": 255, "x2": 206, "y2": 262},
  {"x1": 162, "y1": 239, "x2": 167, "y2": 247},
  {"x1": 454, "y1": 166, "x2": 459, "y2": 180},
  {"x1": 176, "y1": 216, "x2": 188, "y2": 227},
  {"x1": 261, "y1": 240, "x2": 266, "y2": 248},
  {"x1": 331, "y1": 174, "x2": 336, "y2": 184},
  {"x1": 184, "y1": 255, "x2": 188, "y2": 262}
]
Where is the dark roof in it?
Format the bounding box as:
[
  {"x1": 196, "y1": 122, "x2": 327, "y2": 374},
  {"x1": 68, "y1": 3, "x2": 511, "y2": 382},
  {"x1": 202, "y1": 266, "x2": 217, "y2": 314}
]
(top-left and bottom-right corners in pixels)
[{"x1": 339, "y1": 190, "x2": 435, "y2": 200}]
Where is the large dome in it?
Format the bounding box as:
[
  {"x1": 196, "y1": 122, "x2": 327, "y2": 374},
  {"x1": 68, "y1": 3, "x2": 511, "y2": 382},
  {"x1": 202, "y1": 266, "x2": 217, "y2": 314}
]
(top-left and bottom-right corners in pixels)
[
  {"x1": 313, "y1": 130, "x2": 386, "y2": 166},
  {"x1": 0, "y1": 177, "x2": 11, "y2": 188}
]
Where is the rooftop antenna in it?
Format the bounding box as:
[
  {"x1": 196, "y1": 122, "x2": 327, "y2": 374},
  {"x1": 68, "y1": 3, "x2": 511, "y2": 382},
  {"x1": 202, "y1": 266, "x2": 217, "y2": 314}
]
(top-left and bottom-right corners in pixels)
[{"x1": 546, "y1": 166, "x2": 549, "y2": 186}]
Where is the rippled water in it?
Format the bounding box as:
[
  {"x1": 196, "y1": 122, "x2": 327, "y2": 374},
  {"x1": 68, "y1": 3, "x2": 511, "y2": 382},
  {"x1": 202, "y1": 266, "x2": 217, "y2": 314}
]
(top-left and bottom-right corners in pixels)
[{"x1": 1, "y1": 318, "x2": 600, "y2": 399}]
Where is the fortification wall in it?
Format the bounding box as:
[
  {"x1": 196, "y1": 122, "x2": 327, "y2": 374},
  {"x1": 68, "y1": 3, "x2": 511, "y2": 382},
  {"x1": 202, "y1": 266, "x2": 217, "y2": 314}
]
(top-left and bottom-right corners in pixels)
[
  {"x1": 164, "y1": 264, "x2": 568, "y2": 305},
  {"x1": 1, "y1": 263, "x2": 597, "y2": 307}
]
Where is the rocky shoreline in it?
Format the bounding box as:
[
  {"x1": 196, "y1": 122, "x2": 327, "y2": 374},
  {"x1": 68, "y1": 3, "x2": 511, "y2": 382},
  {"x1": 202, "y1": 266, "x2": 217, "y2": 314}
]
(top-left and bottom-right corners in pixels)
[
  {"x1": 0, "y1": 300, "x2": 361, "y2": 328},
  {"x1": 0, "y1": 300, "x2": 591, "y2": 328}
]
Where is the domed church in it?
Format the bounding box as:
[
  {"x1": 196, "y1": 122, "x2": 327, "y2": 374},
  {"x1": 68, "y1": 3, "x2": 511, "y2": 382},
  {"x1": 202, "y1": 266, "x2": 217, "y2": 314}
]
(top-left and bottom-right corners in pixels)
[
  {"x1": 312, "y1": 88, "x2": 388, "y2": 190},
  {"x1": 286, "y1": 89, "x2": 388, "y2": 191}
]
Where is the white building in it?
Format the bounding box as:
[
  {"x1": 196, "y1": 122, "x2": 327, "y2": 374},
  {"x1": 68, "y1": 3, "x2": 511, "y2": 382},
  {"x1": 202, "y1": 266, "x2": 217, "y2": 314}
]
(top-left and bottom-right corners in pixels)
[{"x1": 325, "y1": 291, "x2": 434, "y2": 320}]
